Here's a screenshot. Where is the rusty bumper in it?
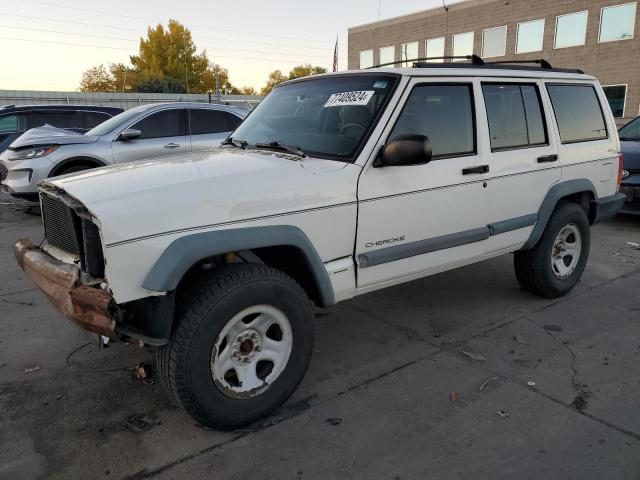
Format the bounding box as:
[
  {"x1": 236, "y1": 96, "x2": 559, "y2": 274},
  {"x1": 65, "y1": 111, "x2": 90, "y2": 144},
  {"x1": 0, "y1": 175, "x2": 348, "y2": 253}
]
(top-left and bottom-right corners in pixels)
[{"x1": 14, "y1": 239, "x2": 116, "y2": 338}]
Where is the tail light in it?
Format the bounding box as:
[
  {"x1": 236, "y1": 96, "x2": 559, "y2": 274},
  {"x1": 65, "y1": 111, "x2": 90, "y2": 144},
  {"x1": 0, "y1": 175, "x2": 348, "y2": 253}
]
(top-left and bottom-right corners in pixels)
[{"x1": 617, "y1": 153, "x2": 624, "y2": 189}]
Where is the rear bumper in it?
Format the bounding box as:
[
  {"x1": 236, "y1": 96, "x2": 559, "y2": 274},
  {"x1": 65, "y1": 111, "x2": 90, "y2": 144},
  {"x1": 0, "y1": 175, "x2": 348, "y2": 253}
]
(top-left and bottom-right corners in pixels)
[
  {"x1": 594, "y1": 192, "x2": 627, "y2": 223},
  {"x1": 14, "y1": 239, "x2": 116, "y2": 337}
]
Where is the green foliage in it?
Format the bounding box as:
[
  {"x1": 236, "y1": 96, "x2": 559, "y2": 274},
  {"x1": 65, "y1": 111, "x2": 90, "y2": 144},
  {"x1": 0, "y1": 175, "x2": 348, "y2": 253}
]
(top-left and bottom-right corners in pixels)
[
  {"x1": 260, "y1": 70, "x2": 288, "y2": 95},
  {"x1": 260, "y1": 65, "x2": 327, "y2": 95},
  {"x1": 79, "y1": 64, "x2": 115, "y2": 92},
  {"x1": 134, "y1": 77, "x2": 186, "y2": 93}
]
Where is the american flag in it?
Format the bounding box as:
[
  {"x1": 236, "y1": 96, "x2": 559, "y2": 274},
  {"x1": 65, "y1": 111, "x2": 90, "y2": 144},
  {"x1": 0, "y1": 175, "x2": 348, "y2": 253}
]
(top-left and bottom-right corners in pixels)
[{"x1": 332, "y1": 36, "x2": 338, "y2": 72}]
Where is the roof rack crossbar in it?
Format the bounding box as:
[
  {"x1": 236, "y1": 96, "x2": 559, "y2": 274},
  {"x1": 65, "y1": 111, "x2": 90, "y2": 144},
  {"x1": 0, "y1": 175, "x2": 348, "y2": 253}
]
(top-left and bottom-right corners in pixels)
[
  {"x1": 485, "y1": 59, "x2": 553, "y2": 69},
  {"x1": 367, "y1": 55, "x2": 484, "y2": 69}
]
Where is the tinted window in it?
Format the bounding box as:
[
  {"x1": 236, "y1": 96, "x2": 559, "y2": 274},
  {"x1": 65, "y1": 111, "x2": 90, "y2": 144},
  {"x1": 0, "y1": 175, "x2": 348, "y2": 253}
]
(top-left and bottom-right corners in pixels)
[
  {"x1": 82, "y1": 111, "x2": 111, "y2": 129},
  {"x1": 516, "y1": 19, "x2": 545, "y2": 53},
  {"x1": 190, "y1": 109, "x2": 241, "y2": 135},
  {"x1": 0, "y1": 114, "x2": 27, "y2": 133},
  {"x1": 27, "y1": 111, "x2": 77, "y2": 129},
  {"x1": 600, "y1": 3, "x2": 636, "y2": 42},
  {"x1": 131, "y1": 109, "x2": 184, "y2": 139},
  {"x1": 619, "y1": 117, "x2": 640, "y2": 140},
  {"x1": 602, "y1": 85, "x2": 627, "y2": 118},
  {"x1": 390, "y1": 84, "x2": 475, "y2": 158},
  {"x1": 555, "y1": 11, "x2": 588, "y2": 48},
  {"x1": 547, "y1": 85, "x2": 607, "y2": 143},
  {"x1": 483, "y1": 84, "x2": 547, "y2": 150}
]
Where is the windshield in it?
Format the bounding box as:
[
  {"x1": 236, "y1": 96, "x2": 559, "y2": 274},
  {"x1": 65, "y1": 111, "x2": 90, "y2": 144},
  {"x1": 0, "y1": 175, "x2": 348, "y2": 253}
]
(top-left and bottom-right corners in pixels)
[
  {"x1": 619, "y1": 116, "x2": 640, "y2": 140},
  {"x1": 231, "y1": 74, "x2": 399, "y2": 161},
  {"x1": 86, "y1": 105, "x2": 150, "y2": 136}
]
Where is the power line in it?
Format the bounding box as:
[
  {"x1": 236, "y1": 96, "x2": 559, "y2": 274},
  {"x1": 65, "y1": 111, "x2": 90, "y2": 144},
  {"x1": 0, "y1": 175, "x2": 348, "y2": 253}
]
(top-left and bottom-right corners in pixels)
[
  {"x1": 20, "y1": 0, "x2": 331, "y2": 44},
  {"x1": 0, "y1": 24, "x2": 330, "y2": 59},
  {"x1": 0, "y1": 14, "x2": 330, "y2": 51},
  {"x1": 0, "y1": 36, "x2": 330, "y2": 65}
]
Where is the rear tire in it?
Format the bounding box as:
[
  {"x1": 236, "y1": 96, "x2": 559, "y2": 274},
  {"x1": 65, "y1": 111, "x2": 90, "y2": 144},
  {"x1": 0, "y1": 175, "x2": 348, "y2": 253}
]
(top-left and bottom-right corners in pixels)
[
  {"x1": 514, "y1": 201, "x2": 590, "y2": 298},
  {"x1": 157, "y1": 263, "x2": 314, "y2": 429}
]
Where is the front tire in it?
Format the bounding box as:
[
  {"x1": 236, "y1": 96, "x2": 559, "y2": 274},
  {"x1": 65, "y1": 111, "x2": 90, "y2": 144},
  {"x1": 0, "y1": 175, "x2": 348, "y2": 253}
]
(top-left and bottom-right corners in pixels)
[
  {"x1": 514, "y1": 201, "x2": 590, "y2": 298},
  {"x1": 157, "y1": 263, "x2": 314, "y2": 429}
]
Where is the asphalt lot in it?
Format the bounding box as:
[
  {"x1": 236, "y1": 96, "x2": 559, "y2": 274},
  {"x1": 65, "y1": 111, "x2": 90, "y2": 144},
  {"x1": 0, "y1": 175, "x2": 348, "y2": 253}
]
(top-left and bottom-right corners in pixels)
[{"x1": 1, "y1": 191, "x2": 639, "y2": 480}]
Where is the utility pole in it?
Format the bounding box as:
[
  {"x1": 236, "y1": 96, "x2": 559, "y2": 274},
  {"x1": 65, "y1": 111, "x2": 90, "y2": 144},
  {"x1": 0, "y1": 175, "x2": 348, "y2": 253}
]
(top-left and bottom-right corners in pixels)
[
  {"x1": 215, "y1": 73, "x2": 220, "y2": 103},
  {"x1": 183, "y1": 31, "x2": 190, "y2": 94}
]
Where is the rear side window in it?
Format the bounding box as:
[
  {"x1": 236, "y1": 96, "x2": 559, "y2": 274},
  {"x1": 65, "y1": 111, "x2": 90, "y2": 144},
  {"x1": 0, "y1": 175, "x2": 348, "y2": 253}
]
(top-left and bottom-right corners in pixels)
[
  {"x1": 390, "y1": 84, "x2": 475, "y2": 158},
  {"x1": 546, "y1": 84, "x2": 608, "y2": 143},
  {"x1": 132, "y1": 109, "x2": 185, "y2": 139},
  {"x1": 189, "y1": 109, "x2": 241, "y2": 135},
  {"x1": 482, "y1": 83, "x2": 547, "y2": 150},
  {"x1": 82, "y1": 111, "x2": 111, "y2": 129},
  {"x1": 27, "y1": 111, "x2": 77, "y2": 129}
]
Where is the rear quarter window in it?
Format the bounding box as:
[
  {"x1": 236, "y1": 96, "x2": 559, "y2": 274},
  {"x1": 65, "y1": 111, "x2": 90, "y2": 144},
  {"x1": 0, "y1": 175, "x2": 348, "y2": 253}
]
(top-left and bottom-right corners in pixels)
[{"x1": 546, "y1": 84, "x2": 608, "y2": 143}]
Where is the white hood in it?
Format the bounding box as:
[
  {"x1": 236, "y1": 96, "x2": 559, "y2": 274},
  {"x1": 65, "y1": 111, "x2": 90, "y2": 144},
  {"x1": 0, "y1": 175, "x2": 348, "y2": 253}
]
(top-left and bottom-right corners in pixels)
[{"x1": 45, "y1": 148, "x2": 357, "y2": 247}]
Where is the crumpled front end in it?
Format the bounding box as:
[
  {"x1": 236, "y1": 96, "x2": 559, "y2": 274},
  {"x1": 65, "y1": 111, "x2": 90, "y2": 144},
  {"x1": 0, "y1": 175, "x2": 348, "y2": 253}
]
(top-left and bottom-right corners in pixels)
[{"x1": 14, "y1": 239, "x2": 116, "y2": 337}]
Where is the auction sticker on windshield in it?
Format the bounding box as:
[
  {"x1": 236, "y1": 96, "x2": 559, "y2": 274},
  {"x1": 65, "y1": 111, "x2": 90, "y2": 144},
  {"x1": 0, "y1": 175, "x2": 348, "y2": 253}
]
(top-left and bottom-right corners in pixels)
[{"x1": 324, "y1": 90, "x2": 374, "y2": 108}]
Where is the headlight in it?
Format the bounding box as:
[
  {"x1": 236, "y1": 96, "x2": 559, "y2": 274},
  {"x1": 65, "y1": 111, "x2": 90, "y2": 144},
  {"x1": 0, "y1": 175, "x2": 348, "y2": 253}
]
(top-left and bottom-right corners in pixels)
[{"x1": 8, "y1": 145, "x2": 59, "y2": 161}]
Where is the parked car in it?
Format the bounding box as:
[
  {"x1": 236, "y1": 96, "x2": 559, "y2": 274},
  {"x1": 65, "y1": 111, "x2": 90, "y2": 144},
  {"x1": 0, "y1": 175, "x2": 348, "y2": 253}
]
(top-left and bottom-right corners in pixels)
[
  {"x1": 0, "y1": 104, "x2": 122, "y2": 154},
  {"x1": 14, "y1": 60, "x2": 625, "y2": 429},
  {"x1": 617, "y1": 116, "x2": 640, "y2": 214},
  {"x1": 0, "y1": 102, "x2": 248, "y2": 201}
]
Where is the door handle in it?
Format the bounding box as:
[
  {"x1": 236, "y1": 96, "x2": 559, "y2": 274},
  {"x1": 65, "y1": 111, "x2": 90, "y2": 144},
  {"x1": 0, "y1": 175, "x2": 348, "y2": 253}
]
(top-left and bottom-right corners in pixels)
[
  {"x1": 164, "y1": 143, "x2": 180, "y2": 149},
  {"x1": 462, "y1": 165, "x2": 489, "y2": 175},
  {"x1": 537, "y1": 154, "x2": 558, "y2": 163}
]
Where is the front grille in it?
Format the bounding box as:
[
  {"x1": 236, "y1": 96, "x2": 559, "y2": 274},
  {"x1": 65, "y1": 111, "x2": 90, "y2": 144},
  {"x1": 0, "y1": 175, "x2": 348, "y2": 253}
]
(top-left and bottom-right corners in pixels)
[
  {"x1": 41, "y1": 193, "x2": 81, "y2": 255},
  {"x1": 41, "y1": 191, "x2": 105, "y2": 277},
  {"x1": 0, "y1": 162, "x2": 7, "y2": 181}
]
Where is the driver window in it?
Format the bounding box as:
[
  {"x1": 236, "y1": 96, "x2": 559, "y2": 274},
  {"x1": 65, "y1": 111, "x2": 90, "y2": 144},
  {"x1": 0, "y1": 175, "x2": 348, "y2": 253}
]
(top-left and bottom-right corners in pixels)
[
  {"x1": 389, "y1": 84, "x2": 476, "y2": 159},
  {"x1": 131, "y1": 109, "x2": 185, "y2": 139}
]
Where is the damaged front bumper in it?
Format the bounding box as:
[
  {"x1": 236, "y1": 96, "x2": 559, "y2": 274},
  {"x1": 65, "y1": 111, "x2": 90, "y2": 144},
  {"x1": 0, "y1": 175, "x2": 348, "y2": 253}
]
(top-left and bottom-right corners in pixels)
[{"x1": 14, "y1": 239, "x2": 116, "y2": 338}]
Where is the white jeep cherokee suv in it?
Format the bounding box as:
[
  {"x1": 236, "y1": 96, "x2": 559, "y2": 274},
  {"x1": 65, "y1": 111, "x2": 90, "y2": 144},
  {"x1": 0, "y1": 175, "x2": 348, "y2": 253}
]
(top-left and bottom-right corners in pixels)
[{"x1": 15, "y1": 58, "x2": 626, "y2": 428}]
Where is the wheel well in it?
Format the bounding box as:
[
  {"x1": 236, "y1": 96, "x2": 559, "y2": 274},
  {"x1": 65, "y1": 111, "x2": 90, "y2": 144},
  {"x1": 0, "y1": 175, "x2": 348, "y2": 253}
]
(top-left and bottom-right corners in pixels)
[
  {"x1": 174, "y1": 245, "x2": 324, "y2": 312},
  {"x1": 49, "y1": 157, "x2": 105, "y2": 177},
  {"x1": 560, "y1": 191, "x2": 596, "y2": 224}
]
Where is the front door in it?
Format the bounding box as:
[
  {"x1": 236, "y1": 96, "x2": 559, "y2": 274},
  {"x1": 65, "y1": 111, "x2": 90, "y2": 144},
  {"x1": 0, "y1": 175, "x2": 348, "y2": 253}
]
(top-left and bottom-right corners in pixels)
[
  {"x1": 356, "y1": 79, "x2": 490, "y2": 291},
  {"x1": 112, "y1": 108, "x2": 187, "y2": 163}
]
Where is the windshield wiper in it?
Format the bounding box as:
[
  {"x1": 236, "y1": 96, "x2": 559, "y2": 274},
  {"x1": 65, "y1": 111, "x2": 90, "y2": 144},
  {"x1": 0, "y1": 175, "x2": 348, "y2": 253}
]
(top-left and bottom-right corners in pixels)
[
  {"x1": 221, "y1": 137, "x2": 247, "y2": 149},
  {"x1": 255, "y1": 141, "x2": 306, "y2": 158}
]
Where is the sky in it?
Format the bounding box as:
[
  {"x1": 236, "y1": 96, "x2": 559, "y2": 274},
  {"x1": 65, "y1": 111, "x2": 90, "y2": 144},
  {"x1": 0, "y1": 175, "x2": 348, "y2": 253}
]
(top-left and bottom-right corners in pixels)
[{"x1": 0, "y1": 0, "x2": 458, "y2": 92}]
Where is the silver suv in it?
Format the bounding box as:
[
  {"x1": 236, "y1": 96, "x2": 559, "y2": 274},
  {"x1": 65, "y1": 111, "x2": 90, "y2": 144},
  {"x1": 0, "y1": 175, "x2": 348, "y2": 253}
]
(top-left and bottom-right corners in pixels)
[{"x1": 0, "y1": 102, "x2": 248, "y2": 201}]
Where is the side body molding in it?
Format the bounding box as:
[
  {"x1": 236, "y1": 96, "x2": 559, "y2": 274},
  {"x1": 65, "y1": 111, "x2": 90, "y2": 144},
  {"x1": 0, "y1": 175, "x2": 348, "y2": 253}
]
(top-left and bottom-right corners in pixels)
[
  {"x1": 522, "y1": 178, "x2": 597, "y2": 250},
  {"x1": 142, "y1": 225, "x2": 336, "y2": 306}
]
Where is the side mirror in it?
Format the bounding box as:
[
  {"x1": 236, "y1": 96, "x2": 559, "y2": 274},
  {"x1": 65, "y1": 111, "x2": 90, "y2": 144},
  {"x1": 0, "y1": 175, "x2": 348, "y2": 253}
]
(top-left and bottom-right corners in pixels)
[
  {"x1": 119, "y1": 128, "x2": 141, "y2": 141},
  {"x1": 373, "y1": 134, "x2": 432, "y2": 167}
]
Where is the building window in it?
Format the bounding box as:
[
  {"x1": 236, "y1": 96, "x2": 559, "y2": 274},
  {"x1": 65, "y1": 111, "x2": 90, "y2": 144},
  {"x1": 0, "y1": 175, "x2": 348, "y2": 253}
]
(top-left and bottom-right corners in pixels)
[
  {"x1": 599, "y1": 3, "x2": 636, "y2": 43},
  {"x1": 452, "y1": 32, "x2": 474, "y2": 60},
  {"x1": 546, "y1": 84, "x2": 608, "y2": 143},
  {"x1": 379, "y1": 46, "x2": 395, "y2": 66},
  {"x1": 482, "y1": 26, "x2": 507, "y2": 58},
  {"x1": 359, "y1": 50, "x2": 373, "y2": 69},
  {"x1": 425, "y1": 37, "x2": 445, "y2": 62},
  {"x1": 401, "y1": 41, "x2": 419, "y2": 67},
  {"x1": 555, "y1": 11, "x2": 588, "y2": 49},
  {"x1": 482, "y1": 84, "x2": 547, "y2": 150},
  {"x1": 516, "y1": 19, "x2": 545, "y2": 53},
  {"x1": 602, "y1": 85, "x2": 627, "y2": 118}
]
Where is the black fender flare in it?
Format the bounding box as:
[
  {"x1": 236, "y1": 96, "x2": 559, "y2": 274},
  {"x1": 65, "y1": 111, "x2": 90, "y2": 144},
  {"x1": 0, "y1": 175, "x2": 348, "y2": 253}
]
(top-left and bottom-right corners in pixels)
[
  {"x1": 522, "y1": 178, "x2": 597, "y2": 250},
  {"x1": 49, "y1": 156, "x2": 107, "y2": 177},
  {"x1": 142, "y1": 225, "x2": 336, "y2": 306}
]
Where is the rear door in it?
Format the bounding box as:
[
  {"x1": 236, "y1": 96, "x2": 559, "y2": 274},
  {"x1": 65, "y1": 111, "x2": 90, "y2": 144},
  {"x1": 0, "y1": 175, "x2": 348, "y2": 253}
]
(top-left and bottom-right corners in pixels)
[
  {"x1": 188, "y1": 108, "x2": 243, "y2": 151},
  {"x1": 112, "y1": 108, "x2": 187, "y2": 163},
  {"x1": 480, "y1": 79, "x2": 561, "y2": 251}
]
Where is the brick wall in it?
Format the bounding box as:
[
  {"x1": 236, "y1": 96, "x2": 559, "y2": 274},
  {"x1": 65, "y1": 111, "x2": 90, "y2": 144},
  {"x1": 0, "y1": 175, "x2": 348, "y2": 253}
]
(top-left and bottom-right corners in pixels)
[{"x1": 348, "y1": 0, "x2": 640, "y2": 121}]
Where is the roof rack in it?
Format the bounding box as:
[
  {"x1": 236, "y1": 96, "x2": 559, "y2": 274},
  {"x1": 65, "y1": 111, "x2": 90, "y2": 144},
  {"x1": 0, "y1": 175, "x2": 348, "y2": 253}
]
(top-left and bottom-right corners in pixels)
[{"x1": 369, "y1": 55, "x2": 584, "y2": 74}]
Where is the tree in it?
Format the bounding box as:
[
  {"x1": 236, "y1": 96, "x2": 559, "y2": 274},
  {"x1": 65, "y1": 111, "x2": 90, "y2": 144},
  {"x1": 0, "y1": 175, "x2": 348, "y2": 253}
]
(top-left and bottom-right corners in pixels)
[
  {"x1": 240, "y1": 86, "x2": 257, "y2": 96},
  {"x1": 129, "y1": 19, "x2": 209, "y2": 93},
  {"x1": 261, "y1": 70, "x2": 288, "y2": 95},
  {"x1": 109, "y1": 63, "x2": 139, "y2": 92},
  {"x1": 288, "y1": 64, "x2": 327, "y2": 80},
  {"x1": 134, "y1": 77, "x2": 186, "y2": 93},
  {"x1": 79, "y1": 64, "x2": 115, "y2": 92},
  {"x1": 201, "y1": 63, "x2": 230, "y2": 93}
]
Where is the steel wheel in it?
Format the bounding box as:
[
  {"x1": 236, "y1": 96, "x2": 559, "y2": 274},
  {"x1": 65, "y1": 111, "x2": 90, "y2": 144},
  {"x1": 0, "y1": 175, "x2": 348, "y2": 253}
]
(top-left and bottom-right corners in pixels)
[
  {"x1": 210, "y1": 304, "x2": 293, "y2": 399},
  {"x1": 551, "y1": 223, "x2": 582, "y2": 279}
]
